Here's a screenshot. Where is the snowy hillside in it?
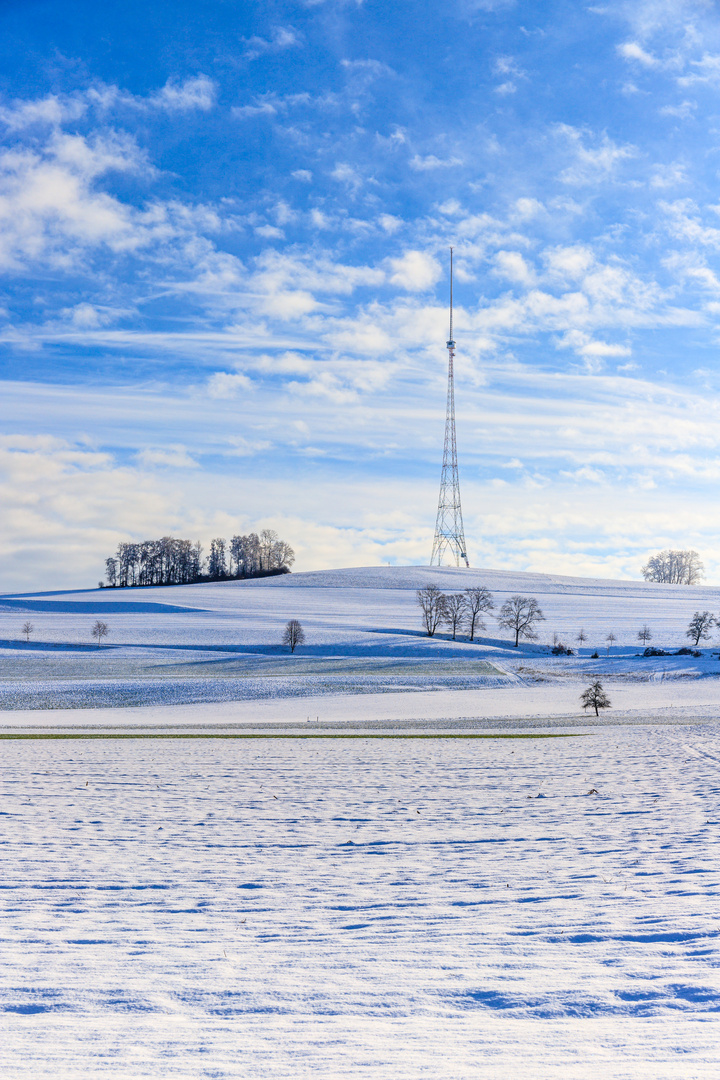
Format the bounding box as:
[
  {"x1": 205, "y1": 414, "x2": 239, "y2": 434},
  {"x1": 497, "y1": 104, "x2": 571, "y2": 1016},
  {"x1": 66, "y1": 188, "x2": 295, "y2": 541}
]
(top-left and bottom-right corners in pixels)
[
  {"x1": 3, "y1": 568, "x2": 720, "y2": 1079},
  {"x1": 2, "y1": 565, "x2": 720, "y2": 716},
  {"x1": 238, "y1": 563, "x2": 720, "y2": 596}
]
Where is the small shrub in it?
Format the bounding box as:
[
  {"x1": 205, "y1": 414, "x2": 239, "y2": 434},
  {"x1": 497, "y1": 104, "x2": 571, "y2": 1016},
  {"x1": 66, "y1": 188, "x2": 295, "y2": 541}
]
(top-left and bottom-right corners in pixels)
[
  {"x1": 591, "y1": 651, "x2": 599, "y2": 659},
  {"x1": 643, "y1": 647, "x2": 669, "y2": 657}
]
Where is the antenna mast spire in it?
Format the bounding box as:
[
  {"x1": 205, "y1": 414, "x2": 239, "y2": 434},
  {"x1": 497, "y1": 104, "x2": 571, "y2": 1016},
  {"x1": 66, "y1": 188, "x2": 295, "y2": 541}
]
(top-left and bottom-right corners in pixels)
[{"x1": 430, "y1": 247, "x2": 470, "y2": 568}]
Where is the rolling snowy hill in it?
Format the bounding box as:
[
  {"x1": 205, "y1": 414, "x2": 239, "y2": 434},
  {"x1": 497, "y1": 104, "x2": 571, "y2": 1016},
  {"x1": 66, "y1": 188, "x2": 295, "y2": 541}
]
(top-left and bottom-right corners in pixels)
[{"x1": 1, "y1": 564, "x2": 720, "y2": 718}]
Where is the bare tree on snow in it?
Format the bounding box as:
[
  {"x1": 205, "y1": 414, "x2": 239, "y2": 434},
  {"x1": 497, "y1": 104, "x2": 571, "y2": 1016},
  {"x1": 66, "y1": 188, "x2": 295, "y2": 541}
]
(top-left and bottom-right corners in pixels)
[
  {"x1": 443, "y1": 594, "x2": 468, "y2": 641},
  {"x1": 464, "y1": 586, "x2": 494, "y2": 642},
  {"x1": 580, "y1": 680, "x2": 611, "y2": 717},
  {"x1": 282, "y1": 620, "x2": 305, "y2": 653},
  {"x1": 642, "y1": 549, "x2": 704, "y2": 585},
  {"x1": 497, "y1": 595, "x2": 546, "y2": 648},
  {"x1": 686, "y1": 611, "x2": 715, "y2": 646},
  {"x1": 637, "y1": 624, "x2": 652, "y2": 646},
  {"x1": 416, "y1": 585, "x2": 446, "y2": 638},
  {"x1": 21, "y1": 621, "x2": 34, "y2": 643},
  {"x1": 605, "y1": 632, "x2": 616, "y2": 655},
  {"x1": 91, "y1": 621, "x2": 109, "y2": 647},
  {"x1": 576, "y1": 628, "x2": 587, "y2": 649}
]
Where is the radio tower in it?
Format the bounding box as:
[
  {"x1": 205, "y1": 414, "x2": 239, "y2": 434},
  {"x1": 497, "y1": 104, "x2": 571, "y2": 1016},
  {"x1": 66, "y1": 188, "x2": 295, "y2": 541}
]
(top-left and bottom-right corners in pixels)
[{"x1": 430, "y1": 247, "x2": 469, "y2": 568}]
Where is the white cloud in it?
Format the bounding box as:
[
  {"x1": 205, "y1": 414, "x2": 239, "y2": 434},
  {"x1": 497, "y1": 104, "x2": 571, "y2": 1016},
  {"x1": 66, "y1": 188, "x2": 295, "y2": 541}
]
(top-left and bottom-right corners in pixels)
[
  {"x1": 409, "y1": 154, "x2": 463, "y2": 171},
  {"x1": 556, "y1": 329, "x2": 632, "y2": 364},
  {"x1": 86, "y1": 75, "x2": 216, "y2": 115},
  {"x1": 206, "y1": 372, "x2": 253, "y2": 399},
  {"x1": 310, "y1": 208, "x2": 330, "y2": 229},
  {"x1": 388, "y1": 250, "x2": 442, "y2": 292},
  {"x1": 492, "y1": 54, "x2": 527, "y2": 94},
  {"x1": 0, "y1": 437, "x2": 177, "y2": 590},
  {"x1": 544, "y1": 245, "x2": 595, "y2": 280},
  {"x1": 378, "y1": 213, "x2": 403, "y2": 233},
  {"x1": 0, "y1": 94, "x2": 86, "y2": 130},
  {"x1": 493, "y1": 250, "x2": 536, "y2": 286},
  {"x1": 148, "y1": 75, "x2": 216, "y2": 112},
  {"x1": 61, "y1": 303, "x2": 118, "y2": 329},
  {"x1": 650, "y1": 161, "x2": 687, "y2": 188},
  {"x1": 618, "y1": 41, "x2": 658, "y2": 66},
  {"x1": 232, "y1": 100, "x2": 278, "y2": 119},
  {"x1": 251, "y1": 249, "x2": 385, "y2": 303},
  {"x1": 242, "y1": 26, "x2": 302, "y2": 60},
  {"x1": 438, "y1": 199, "x2": 464, "y2": 216},
  {"x1": 292, "y1": 169, "x2": 313, "y2": 181},
  {"x1": 556, "y1": 124, "x2": 637, "y2": 185},
  {"x1": 138, "y1": 446, "x2": 200, "y2": 469},
  {"x1": 660, "y1": 199, "x2": 720, "y2": 249},
  {"x1": 0, "y1": 130, "x2": 155, "y2": 272},
  {"x1": 512, "y1": 197, "x2": 544, "y2": 219},
  {"x1": 255, "y1": 224, "x2": 285, "y2": 239},
  {"x1": 678, "y1": 52, "x2": 720, "y2": 87},
  {"x1": 274, "y1": 200, "x2": 295, "y2": 226},
  {"x1": 331, "y1": 162, "x2": 364, "y2": 191},
  {"x1": 659, "y1": 100, "x2": 696, "y2": 119}
]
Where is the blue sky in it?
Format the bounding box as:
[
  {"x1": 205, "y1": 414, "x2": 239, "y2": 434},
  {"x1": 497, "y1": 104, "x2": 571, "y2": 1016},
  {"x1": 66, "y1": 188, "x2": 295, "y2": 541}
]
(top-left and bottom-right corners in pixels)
[{"x1": 4, "y1": 0, "x2": 720, "y2": 589}]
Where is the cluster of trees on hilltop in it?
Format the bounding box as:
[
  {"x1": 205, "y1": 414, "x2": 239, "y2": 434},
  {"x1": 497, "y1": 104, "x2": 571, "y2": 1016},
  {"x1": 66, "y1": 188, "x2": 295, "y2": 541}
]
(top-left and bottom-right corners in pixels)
[
  {"x1": 104, "y1": 530, "x2": 294, "y2": 587},
  {"x1": 642, "y1": 549, "x2": 704, "y2": 584}
]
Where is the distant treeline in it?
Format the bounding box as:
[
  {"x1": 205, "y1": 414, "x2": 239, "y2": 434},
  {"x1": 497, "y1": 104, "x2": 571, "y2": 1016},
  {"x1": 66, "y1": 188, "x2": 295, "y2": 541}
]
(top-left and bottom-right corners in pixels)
[{"x1": 104, "y1": 530, "x2": 295, "y2": 587}]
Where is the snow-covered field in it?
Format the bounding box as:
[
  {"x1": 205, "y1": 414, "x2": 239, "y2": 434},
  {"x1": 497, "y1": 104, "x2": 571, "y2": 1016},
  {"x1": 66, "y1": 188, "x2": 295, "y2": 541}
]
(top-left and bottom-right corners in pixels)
[
  {"x1": 2, "y1": 564, "x2": 720, "y2": 716},
  {"x1": 2, "y1": 726, "x2": 719, "y2": 1078},
  {"x1": 1, "y1": 567, "x2": 720, "y2": 1077}
]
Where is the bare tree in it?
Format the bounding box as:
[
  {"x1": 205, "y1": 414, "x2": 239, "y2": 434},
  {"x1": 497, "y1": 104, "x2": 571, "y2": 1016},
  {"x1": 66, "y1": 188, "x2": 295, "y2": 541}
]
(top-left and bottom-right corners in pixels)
[
  {"x1": 686, "y1": 611, "x2": 715, "y2": 646},
  {"x1": 208, "y1": 538, "x2": 227, "y2": 579},
  {"x1": 497, "y1": 595, "x2": 546, "y2": 648},
  {"x1": 21, "y1": 621, "x2": 34, "y2": 643},
  {"x1": 91, "y1": 621, "x2": 109, "y2": 647},
  {"x1": 260, "y1": 529, "x2": 280, "y2": 570},
  {"x1": 464, "y1": 586, "x2": 494, "y2": 642},
  {"x1": 637, "y1": 624, "x2": 652, "y2": 646},
  {"x1": 443, "y1": 594, "x2": 468, "y2": 641},
  {"x1": 605, "y1": 632, "x2": 616, "y2": 656},
  {"x1": 105, "y1": 558, "x2": 118, "y2": 587},
  {"x1": 269, "y1": 539, "x2": 295, "y2": 571},
  {"x1": 580, "y1": 680, "x2": 611, "y2": 717},
  {"x1": 576, "y1": 628, "x2": 587, "y2": 649},
  {"x1": 642, "y1": 549, "x2": 704, "y2": 585},
  {"x1": 282, "y1": 619, "x2": 305, "y2": 653},
  {"x1": 416, "y1": 585, "x2": 446, "y2": 637}
]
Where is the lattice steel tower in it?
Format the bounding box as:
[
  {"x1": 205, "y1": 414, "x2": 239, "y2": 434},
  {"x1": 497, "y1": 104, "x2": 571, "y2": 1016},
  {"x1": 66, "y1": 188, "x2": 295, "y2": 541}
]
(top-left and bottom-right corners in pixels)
[{"x1": 430, "y1": 248, "x2": 469, "y2": 568}]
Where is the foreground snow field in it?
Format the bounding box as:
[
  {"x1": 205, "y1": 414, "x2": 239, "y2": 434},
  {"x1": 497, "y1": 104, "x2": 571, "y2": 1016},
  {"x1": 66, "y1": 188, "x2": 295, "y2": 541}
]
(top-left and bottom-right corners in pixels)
[
  {"x1": 1, "y1": 567, "x2": 719, "y2": 1077},
  {"x1": 1, "y1": 725, "x2": 719, "y2": 1079}
]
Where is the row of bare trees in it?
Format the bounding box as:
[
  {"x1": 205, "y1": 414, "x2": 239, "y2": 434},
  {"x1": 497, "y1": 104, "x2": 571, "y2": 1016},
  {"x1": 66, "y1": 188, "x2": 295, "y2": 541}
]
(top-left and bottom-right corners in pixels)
[
  {"x1": 21, "y1": 621, "x2": 109, "y2": 646},
  {"x1": 418, "y1": 585, "x2": 719, "y2": 652},
  {"x1": 417, "y1": 587, "x2": 546, "y2": 647},
  {"x1": 565, "y1": 611, "x2": 718, "y2": 651},
  {"x1": 105, "y1": 529, "x2": 294, "y2": 587}
]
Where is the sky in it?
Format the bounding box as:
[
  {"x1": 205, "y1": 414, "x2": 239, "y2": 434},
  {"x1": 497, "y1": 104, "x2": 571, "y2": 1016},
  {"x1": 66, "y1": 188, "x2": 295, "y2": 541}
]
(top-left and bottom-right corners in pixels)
[{"x1": 4, "y1": 0, "x2": 720, "y2": 590}]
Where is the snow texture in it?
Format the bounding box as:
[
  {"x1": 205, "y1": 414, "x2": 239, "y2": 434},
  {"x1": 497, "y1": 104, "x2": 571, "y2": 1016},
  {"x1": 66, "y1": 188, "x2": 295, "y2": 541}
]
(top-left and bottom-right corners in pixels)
[
  {"x1": 1, "y1": 567, "x2": 720, "y2": 1077},
  {"x1": 2, "y1": 728, "x2": 720, "y2": 1078}
]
